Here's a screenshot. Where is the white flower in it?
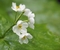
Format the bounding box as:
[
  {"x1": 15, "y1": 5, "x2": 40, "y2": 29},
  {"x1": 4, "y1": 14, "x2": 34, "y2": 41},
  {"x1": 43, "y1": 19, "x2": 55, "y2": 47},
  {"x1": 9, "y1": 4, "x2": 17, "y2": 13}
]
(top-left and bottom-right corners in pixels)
[
  {"x1": 28, "y1": 17, "x2": 35, "y2": 29},
  {"x1": 24, "y1": 8, "x2": 35, "y2": 29},
  {"x1": 19, "y1": 33, "x2": 33, "y2": 44},
  {"x1": 24, "y1": 8, "x2": 31, "y2": 16},
  {"x1": 11, "y1": 2, "x2": 25, "y2": 12},
  {"x1": 24, "y1": 9, "x2": 35, "y2": 18},
  {"x1": 28, "y1": 13, "x2": 35, "y2": 29},
  {"x1": 19, "y1": 4, "x2": 26, "y2": 12},
  {"x1": 12, "y1": 20, "x2": 28, "y2": 36},
  {"x1": 27, "y1": 12, "x2": 35, "y2": 18}
]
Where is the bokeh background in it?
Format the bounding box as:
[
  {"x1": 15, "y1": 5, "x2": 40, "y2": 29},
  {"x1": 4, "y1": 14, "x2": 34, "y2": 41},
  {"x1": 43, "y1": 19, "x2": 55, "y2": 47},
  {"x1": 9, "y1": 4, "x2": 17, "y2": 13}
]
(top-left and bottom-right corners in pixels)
[{"x1": 0, "y1": 0, "x2": 60, "y2": 50}]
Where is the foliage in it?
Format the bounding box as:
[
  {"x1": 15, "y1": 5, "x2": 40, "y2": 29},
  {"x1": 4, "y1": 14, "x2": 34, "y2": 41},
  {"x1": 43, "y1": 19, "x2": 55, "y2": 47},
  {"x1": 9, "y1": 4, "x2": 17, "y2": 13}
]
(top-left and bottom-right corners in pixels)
[{"x1": 0, "y1": 0, "x2": 60, "y2": 50}]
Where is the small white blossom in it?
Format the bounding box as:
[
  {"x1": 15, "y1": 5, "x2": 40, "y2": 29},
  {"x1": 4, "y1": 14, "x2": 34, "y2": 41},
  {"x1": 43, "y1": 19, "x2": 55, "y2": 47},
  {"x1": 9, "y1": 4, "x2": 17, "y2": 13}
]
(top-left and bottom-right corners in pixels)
[
  {"x1": 12, "y1": 20, "x2": 28, "y2": 36},
  {"x1": 24, "y1": 8, "x2": 31, "y2": 16},
  {"x1": 28, "y1": 17, "x2": 35, "y2": 29},
  {"x1": 28, "y1": 13, "x2": 35, "y2": 29},
  {"x1": 27, "y1": 12, "x2": 35, "y2": 18},
  {"x1": 11, "y1": 2, "x2": 25, "y2": 12},
  {"x1": 24, "y1": 9, "x2": 35, "y2": 18},
  {"x1": 19, "y1": 33, "x2": 33, "y2": 44},
  {"x1": 19, "y1": 4, "x2": 26, "y2": 12},
  {"x1": 11, "y1": 2, "x2": 35, "y2": 44},
  {"x1": 24, "y1": 9, "x2": 35, "y2": 29}
]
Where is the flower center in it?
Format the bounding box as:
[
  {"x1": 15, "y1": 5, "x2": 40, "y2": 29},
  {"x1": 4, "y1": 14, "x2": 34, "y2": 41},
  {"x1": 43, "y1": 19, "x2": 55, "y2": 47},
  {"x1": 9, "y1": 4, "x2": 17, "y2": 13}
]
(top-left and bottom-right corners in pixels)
[
  {"x1": 16, "y1": 6, "x2": 19, "y2": 9},
  {"x1": 18, "y1": 24, "x2": 22, "y2": 29},
  {"x1": 22, "y1": 36, "x2": 26, "y2": 40}
]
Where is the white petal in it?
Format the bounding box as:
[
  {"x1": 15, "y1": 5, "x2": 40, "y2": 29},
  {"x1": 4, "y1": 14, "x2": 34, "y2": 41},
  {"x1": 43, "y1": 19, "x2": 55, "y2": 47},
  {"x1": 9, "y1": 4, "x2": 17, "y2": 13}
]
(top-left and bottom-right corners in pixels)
[
  {"x1": 29, "y1": 17, "x2": 35, "y2": 24},
  {"x1": 19, "y1": 33, "x2": 28, "y2": 44},
  {"x1": 11, "y1": 7, "x2": 17, "y2": 11},
  {"x1": 19, "y1": 4, "x2": 25, "y2": 12},
  {"x1": 27, "y1": 12, "x2": 32, "y2": 17},
  {"x1": 22, "y1": 22, "x2": 28, "y2": 28},
  {"x1": 20, "y1": 28, "x2": 27, "y2": 33},
  {"x1": 19, "y1": 34, "x2": 24, "y2": 44},
  {"x1": 12, "y1": 2, "x2": 16, "y2": 8},
  {"x1": 19, "y1": 33, "x2": 25, "y2": 39},
  {"x1": 31, "y1": 13, "x2": 35, "y2": 18},
  {"x1": 17, "y1": 20, "x2": 23, "y2": 25},
  {"x1": 12, "y1": 25, "x2": 20, "y2": 35},
  {"x1": 28, "y1": 23, "x2": 34, "y2": 29},
  {"x1": 26, "y1": 33, "x2": 33, "y2": 39},
  {"x1": 25, "y1": 9, "x2": 31, "y2": 13},
  {"x1": 23, "y1": 38, "x2": 28, "y2": 44},
  {"x1": 11, "y1": 2, "x2": 17, "y2": 11},
  {"x1": 24, "y1": 8, "x2": 31, "y2": 16},
  {"x1": 28, "y1": 12, "x2": 35, "y2": 18},
  {"x1": 19, "y1": 39, "x2": 23, "y2": 44}
]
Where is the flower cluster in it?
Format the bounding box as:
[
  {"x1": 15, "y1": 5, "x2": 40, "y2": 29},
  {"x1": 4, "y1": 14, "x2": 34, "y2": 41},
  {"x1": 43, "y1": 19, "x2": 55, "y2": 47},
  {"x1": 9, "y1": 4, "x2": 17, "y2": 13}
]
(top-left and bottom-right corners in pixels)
[{"x1": 11, "y1": 2, "x2": 35, "y2": 44}]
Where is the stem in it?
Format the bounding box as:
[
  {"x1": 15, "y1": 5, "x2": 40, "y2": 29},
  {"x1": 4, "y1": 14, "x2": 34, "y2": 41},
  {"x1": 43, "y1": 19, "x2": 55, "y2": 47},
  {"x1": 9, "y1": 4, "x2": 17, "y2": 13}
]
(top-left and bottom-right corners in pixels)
[
  {"x1": 1, "y1": 12, "x2": 24, "y2": 39},
  {"x1": 15, "y1": 12, "x2": 17, "y2": 21},
  {"x1": 24, "y1": 20, "x2": 29, "y2": 22},
  {"x1": 2, "y1": 24, "x2": 15, "y2": 38},
  {"x1": 15, "y1": 12, "x2": 24, "y2": 23}
]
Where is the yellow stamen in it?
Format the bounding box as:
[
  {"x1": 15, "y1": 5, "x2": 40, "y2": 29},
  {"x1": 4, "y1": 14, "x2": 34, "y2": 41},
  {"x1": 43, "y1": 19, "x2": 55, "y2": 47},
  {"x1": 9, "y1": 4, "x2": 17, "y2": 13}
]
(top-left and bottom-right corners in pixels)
[
  {"x1": 18, "y1": 24, "x2": 22, "y2": 29},
  {"x1": 22, "y1": 36, "x2": 26, "y2": 40},
  {"x1": 16, "y1": 6, "x2": 19, "y2": 9}
]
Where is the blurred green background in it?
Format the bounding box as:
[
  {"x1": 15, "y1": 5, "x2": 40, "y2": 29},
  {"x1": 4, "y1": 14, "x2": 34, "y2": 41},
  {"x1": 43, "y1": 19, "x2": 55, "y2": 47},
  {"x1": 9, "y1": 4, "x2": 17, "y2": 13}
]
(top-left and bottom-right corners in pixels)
[{"x1": 0, "y1": 0, "x2": 60, "y2": 50}]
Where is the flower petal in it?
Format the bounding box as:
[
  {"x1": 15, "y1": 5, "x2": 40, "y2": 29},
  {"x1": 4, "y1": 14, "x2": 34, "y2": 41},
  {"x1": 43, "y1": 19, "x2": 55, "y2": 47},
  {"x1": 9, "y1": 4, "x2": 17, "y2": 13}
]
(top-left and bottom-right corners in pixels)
[
  {"x1": 29, "y1": 17, "x2": 35, "y2": 24},
  {"x1": 12, "y1": 25, "x2": 20, "y2": 35},
  {"x1": 19, "y1": 4, "x2": 25, "y2": 12},
  {"x1": 24, "y1": 8, "x2": 31, "y2": 16},
  {"x1": 17, "y1": 20, "x2": 23, "y2": 25},
  {"x1": 22, "y1": 22, "x2": 28, "y2": 28},
  {"x1": 26, "y1": 33, "x2": 33, "y2": 39},
  {"x1": 28, "y1": 23, "x2": 34, "y2": 29},
  {"x1": 28, "y1": 12, "x2": 35, "y2": 18},
  {"x1": 19, "y1": 39, "x2": 23, "y2": 44},
  {"x1": 12, "y1": 2, "x2": 16, "y2": 8},
  {"x1": 23, "y1": 38, "x2": 28, "y2": 44},
  {"x1": 20, "y1": 28, "x2": 27, "y2": 33},
  {"x1": 11, "y1": 2, "x2": 17, "y2": 11}
]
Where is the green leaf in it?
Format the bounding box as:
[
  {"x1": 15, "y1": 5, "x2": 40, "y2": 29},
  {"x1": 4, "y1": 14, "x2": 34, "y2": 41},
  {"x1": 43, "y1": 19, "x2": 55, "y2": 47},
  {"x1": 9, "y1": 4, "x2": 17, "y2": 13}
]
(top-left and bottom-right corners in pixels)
[
  {"x1": 0, "y1": 0, "x2": 60, "y2": 50},
  {"x1": 0, "y1": 24, "x2": 60, "y2": 50}
]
